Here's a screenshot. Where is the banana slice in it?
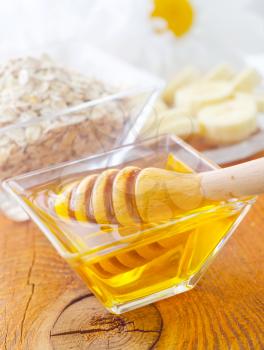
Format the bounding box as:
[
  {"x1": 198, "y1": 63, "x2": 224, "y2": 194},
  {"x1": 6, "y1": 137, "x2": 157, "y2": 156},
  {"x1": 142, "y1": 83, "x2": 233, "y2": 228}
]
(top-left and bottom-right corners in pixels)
[
  {"x1": 140, "y1": 99, "x2": 168, "y2": 137},
  {"x1": 175, "y1": 81, "x2": 233, "y2": 114},
  {"x1": 157, "y1": 110, "x2": 197, "y2": 138},
  {"x1": 140, "y1": 108, "x2": 197, "y2": 139},
  {"x1": 148, "y1": 99, "x2": 168, "y2": 120},
  {"x1": 254, "y1": 92, "x2": 264, "y2": 112},
  {"x1": 197, "y1": 93, "x2": 257, "y2": 145},
  {"x1": 155, "y1": 99, "x2": 168, "y2": 113},
  {"x1": 204, "y1": 63, "x2": 234, "y2": 81},
  {"x1": 232, "y1": 68, "x2": 261, "y2": 92},
  {"x1": 162, "y1": 66, "x2": 201, "y2": 105}
]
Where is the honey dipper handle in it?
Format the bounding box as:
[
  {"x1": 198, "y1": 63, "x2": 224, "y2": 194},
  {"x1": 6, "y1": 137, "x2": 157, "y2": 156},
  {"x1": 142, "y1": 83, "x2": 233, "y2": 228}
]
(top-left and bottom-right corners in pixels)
[{"x1": 200, "y1": 157, "x2": 264, "y2": 201}]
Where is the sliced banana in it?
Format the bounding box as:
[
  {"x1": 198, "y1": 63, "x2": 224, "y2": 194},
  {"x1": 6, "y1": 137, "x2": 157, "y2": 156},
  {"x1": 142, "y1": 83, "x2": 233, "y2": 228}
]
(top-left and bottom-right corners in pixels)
[
  {"x1": 197, "y1": 93, "x2": 257, "y2": 145},
  {"x1": 155, "y1": 99, "x2": 168, "y2": 113},
  {"x1": 140, "y1": 99, "x2": 167, "y2": 136},
  {"x1": 232, "y1": 68, "x2": 261, "y2": 92},
  {"x1": 254, "y1": 92, "x2": 264, "y2": 112},
  {"x1": 140, "y1": 106, "x2": 189, "y2": 138},
  {"x1": 204, "y1": 63, "x2": 234, "y2": 81},
  {"x1": 155, "y1": 64, "x2": 263, "y2": 146},
  {"x1": 175, "y1": 80, "x2": 233, "y2": 114},
  {"x1": 162, "y1": 66, "x2": 201, "y2": 105},
  {"x1": 140, "y1": 108, "x2": 197, "y2": 139}
]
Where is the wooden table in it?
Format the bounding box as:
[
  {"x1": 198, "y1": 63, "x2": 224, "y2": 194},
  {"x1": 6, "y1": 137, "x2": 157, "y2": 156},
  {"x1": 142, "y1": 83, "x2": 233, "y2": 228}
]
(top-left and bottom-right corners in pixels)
[{"x1": 0, "y1": 195, "x2": 263, "y2": 349}]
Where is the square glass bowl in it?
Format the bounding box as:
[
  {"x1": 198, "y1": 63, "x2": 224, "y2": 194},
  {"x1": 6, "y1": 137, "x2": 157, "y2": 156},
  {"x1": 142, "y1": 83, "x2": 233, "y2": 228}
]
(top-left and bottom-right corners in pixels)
[
  {"x1": 0, "y1": 41, "x2": 163, "y2": 221},
  {"x1": 0, "y1": 87, "x2": 159, "y2": 221},
  {"x1": 3, "y1": 135, "x2": 254, "y2": 314}
]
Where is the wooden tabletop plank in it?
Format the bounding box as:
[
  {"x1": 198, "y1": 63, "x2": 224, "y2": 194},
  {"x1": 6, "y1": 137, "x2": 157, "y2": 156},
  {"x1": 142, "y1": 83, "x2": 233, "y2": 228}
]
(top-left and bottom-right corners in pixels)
[{"x1": 0, "y1": 195, "x2": 263, "y2": 349}]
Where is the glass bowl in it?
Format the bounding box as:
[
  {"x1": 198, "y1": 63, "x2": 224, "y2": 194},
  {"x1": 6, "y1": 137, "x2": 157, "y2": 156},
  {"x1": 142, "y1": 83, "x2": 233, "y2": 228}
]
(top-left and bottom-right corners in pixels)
[
  {"x1": 3, "y1": 135, "x2": 254, "y2": 314},
  {"x1": 0, "y1": 87, "x2": 160, "y2": 221},
  {"x1": 0, "y1": 42, "x2": 163, "y2": 221}
]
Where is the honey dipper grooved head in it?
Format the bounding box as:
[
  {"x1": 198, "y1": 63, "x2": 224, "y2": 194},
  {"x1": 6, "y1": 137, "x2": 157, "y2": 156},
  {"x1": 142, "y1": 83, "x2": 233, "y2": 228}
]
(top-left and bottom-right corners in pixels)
[
  {"x1": 92, "y1": 169, "x2": 119, "y2": 224},
  {"x1": 54, "y1": 166, "x2": 203, "y2": 225},
  {"x1": 112, "y1": 166, "x2": 141, "y2": 226},
  {"x1": 74, "y1": 174, "x2": 98, "y2": 222}
]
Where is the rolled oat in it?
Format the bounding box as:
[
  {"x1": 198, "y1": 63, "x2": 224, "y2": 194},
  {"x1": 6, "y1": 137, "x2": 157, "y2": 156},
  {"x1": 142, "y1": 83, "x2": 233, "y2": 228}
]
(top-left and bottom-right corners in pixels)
[{"x1": 0, "y1": 55, "x2": 135, "y2": 181}]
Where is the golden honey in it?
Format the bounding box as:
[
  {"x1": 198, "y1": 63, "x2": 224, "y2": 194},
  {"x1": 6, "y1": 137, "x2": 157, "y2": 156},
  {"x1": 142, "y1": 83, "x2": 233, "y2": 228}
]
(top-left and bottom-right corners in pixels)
[{"x1": 22, "y1": 154, "x2": 245, "y2": 312}]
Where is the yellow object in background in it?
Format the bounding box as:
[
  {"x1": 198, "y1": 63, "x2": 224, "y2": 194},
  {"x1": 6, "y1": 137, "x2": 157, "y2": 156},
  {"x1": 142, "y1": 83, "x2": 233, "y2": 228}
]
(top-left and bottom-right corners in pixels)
[
  {"x1": 151, "y1": 0, "x2": 194, "y2": 37},
  {"x1": 166, "y1": 153, "x2": 193, "y2": 173}
]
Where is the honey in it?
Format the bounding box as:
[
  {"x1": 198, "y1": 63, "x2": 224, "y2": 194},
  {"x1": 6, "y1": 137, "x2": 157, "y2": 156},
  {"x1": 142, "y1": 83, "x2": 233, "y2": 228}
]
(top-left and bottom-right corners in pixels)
[{"x1": 20, "y1": 153, "x2": 245, "y2": 312}]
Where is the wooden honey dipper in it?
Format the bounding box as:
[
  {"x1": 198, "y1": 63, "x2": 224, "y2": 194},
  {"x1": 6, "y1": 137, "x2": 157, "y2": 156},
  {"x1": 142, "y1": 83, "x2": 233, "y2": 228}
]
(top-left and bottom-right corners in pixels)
[{"x1": 54, "y1": 158, "x2": 264, "y2": 225}]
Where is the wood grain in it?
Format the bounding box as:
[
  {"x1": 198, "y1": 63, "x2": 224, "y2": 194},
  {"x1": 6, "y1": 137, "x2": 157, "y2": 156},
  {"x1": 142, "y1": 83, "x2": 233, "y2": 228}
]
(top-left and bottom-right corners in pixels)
[{"x1": 0, "y1": 195, "x2": 263, "y2": 349}]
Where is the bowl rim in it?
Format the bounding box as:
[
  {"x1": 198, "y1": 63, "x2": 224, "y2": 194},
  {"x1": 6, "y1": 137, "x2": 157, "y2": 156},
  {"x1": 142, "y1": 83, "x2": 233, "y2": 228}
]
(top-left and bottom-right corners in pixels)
[{"x1": 0, "y1": 86, "x2": 160, "y2": 134}]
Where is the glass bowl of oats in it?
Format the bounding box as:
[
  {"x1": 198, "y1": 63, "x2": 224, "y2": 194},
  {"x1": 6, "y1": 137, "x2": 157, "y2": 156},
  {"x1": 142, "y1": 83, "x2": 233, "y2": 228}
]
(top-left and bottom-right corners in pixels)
[{"x1": 0, "y1": 46, "x2": 162, "y2": 221}]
